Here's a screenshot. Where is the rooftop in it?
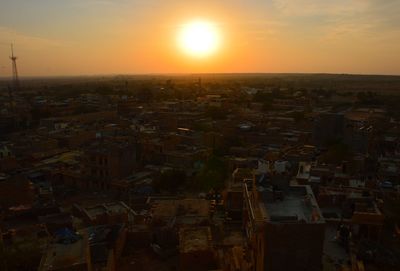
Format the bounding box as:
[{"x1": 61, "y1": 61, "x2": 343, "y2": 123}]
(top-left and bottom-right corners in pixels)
[
  {"x1": 152, "y1": 199, "x2": 210, "y2": 219},
  {"x1": 179, "y1": 227, "x2": 212, "y2": 253},
  {"x1": 88, "y1": 224, "x2": 124, "y2": 264},
  {"x1": 83, "y1": 201, "x2": 131, "y2": 220},
  {"x1": 40, "y1": 233, "x2": 87, "y2": 271},
  {"x1": 262, "y1": 185, "x2": 324, "y2": 223}
]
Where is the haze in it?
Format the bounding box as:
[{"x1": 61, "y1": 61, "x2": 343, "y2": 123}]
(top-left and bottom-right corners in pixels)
[{"x1": 0, "y1": 0, "x2": 400, "y2": 76}]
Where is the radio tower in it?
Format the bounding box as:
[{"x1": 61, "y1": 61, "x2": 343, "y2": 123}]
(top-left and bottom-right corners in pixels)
[{"x1": 10, "y1": 44, "x2": 20, "y2": 92}]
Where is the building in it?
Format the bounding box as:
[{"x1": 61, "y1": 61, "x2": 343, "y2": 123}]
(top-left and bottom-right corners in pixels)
[
  {"x1": 313, "y1": 112, "x2": 344, "y2": 148},
  {"x1": 150, "y1": 198, "x2": 211, "y2": 227},
  {"x1": 225, "y1": 168, "x2": 253, "y2": 221},
  {"x1": 317, "y1": 187, "x2": 385, "y2": 241},
  {"x1": 179, "y1": 227, "x2": 217, "y2": 271},
  {"x1": 88, "y1": 224, "x2": 127, "y2": 271},
  {"x1": 0, "y1": 143, "x2": 12, "y2": 159},
  {"x1": 74, "y1": 201, "x2": 134, "y2": 226},
  {"x1": 244, "y1": 181, "x2": 325, "y2": 271},
  {"x1": 111, "y1": 171, "x2": 154, "y2": 198},
  {"x1": 344, "y1": 111, "x2": 374, "y2": 154},
  {"x1": 83, "y1": 140, "x2": 137, "y2": 190},
  {"x1": 39, "y1": 225, "x2": 126, "y2": 271},
  {"x1": 0, "y1": 174, "x2": 35, "y2": 209},
  {"x1": 39, "y1": 230, "x2": 89, "y2": 271}
]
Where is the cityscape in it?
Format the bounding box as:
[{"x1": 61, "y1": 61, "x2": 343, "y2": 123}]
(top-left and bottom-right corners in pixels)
[{"x1": 1, "y1": 1, "x2": 400, "y2": 271}]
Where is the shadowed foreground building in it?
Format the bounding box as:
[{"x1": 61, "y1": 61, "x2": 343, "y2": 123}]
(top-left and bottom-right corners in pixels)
[
  {"x1": 244, "y1": 182, "x2": 325, "y2": 271},
  {"x1": 179, "y1": 227, "x2": 218, "y2": 271}
]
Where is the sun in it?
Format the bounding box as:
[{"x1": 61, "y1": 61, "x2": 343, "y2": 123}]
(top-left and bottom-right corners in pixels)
[{"x1": 178, "y1": 20, "x2": 220, "y2": 58}]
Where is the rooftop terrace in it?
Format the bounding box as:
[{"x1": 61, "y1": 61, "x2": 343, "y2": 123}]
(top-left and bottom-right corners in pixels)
[{"x1": 262, "y1": 185, "x2": 324, "y2": 223}]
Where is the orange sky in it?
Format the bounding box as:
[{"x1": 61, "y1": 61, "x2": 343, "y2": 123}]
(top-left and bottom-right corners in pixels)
[{"x1": 0, "y1": 0, "x2": 399, "y2": 76}]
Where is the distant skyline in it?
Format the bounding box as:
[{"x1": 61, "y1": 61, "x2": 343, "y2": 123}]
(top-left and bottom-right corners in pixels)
[{"x1": 0, "y1": 0, "x2": 400, "y2": 76}]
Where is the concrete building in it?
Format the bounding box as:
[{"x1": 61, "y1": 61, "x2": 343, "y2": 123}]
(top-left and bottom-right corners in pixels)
[
  {"x1": 74, "y1": 201, "x2": 134, "y2": 226},
  {"x1": 39, "y1": 225, "x2": 126, "y2": 271},
  {"x1": 150, "y1": 198, "x2": 211, "y2": 227},
  {"x1": 179, "y1": 227, "x2": 217, "y2": 271},
  {"x1": 225, "y1": 168, "x2": 253, "y2": 221},
  {"x1": 83, "y1": 140, "x2": 137, "y2": 190},
  {"x1": 39, "y1": 230, "x2": 89, "y2": 271},
  {"x1": 317, "y1": 187, "x2": 385, "y2": 241},
  {"x1": 244, "y1": 181, "x2": 325, "y2": 271},
  {"x1": 88, "y1": 224, "x2": 127, "y2": 271}
]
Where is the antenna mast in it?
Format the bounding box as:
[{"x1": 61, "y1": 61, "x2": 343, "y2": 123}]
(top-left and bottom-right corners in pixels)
[{"x1": 10, "y1": 44, "x2": 20, "y2": 92}]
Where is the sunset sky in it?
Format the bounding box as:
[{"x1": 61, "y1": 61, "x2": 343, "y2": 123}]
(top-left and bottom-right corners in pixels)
[{"x1": 0, "y1": 0, "x2": 399, "y2": 76}]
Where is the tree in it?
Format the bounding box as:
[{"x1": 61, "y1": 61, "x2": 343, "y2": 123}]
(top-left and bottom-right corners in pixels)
[
  {"x1": 194, "y1": 156, "x2": 227, "y2": 191},
  {"x1": 356, "y1": 91, "x2": 380, "y2": 105}
]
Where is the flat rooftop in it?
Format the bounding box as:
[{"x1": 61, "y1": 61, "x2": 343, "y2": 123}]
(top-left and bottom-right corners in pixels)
[
  {"x1": 83, "y1": 201, "x2": 130, "y2": 220},
  {"x1": 262, "y1": 185, "x2": 324, "y2": 223},
  {"x1": 85, "y1": 206, "x2": 106, "y2": 219},
  {"x1": 152, "y1": 199, "x2": 210, "y2": 218},
  {"x1": 179, "y1": 227, "x2": 212, "y2": 253},
  {"x1": 40, "y1": 235, "x2": 87, "y2": 271},
  {"x1": 105, "y1": 202, "x2": 130, "y2": 213},
  {"x1": 124, "y1": 171, "x2": 152, "y2": 183}
]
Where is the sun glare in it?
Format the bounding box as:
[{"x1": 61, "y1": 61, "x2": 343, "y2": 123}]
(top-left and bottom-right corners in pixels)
[{"x1": 178, "y1": 20, "x2": 220, "y2": 58}]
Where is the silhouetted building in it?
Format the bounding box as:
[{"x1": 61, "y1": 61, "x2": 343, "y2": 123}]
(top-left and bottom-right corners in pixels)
[
  {"x1": 313, "y1": 112, "x2": 344, "y2": 147},
  {"x1": 83, "y1": 140, "x2": 137, "y2": 190}
]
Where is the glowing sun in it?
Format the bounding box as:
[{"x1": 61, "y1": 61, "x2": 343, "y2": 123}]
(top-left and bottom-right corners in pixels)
[{"x1": 178, "y1": 20, "x2": 220, "y2": 58}]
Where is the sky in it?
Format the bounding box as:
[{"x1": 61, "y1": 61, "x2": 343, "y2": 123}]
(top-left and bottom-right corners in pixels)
[{"x1": 0, "y1": 0, "x2": 399, "y2": 76}]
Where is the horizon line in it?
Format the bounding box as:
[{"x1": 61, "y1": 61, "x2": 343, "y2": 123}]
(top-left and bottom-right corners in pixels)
[{"x1": 1, "y1": 71, "x2": 400, "y2": 79}]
